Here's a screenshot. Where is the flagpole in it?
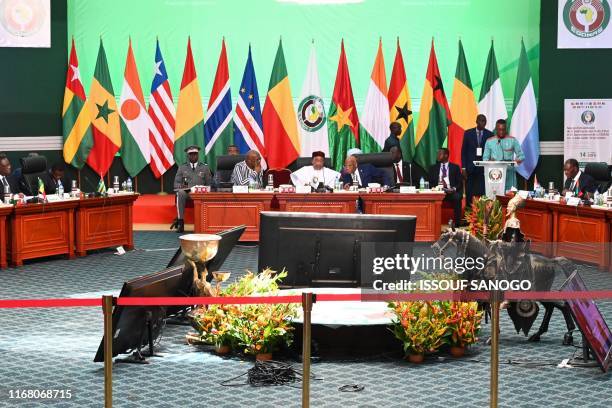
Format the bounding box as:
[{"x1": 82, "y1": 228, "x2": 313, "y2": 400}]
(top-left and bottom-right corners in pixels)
[
  {"x1": 134, "y1": 175, "x2": 138, "y2": 193},
  {"x1": 158, "y1": 173, "x2": 167, "y2": 196}
]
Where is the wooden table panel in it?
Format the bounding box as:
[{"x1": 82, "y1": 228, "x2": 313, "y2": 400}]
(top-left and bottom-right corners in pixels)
[
  {"x1": 277, "y1": 193, "x2": 357, "y2": 214},
  {"x1": 0, "y1": 205, "x2": 12, "y2": 268}
]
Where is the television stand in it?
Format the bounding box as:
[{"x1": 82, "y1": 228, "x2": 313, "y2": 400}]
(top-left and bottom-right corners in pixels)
[
  {"x1": 115, "y1": 312, "x2": 163, "y2": 364},
  {"x1": 568, "y1": 334, "x2": 599, "y2": 368}
]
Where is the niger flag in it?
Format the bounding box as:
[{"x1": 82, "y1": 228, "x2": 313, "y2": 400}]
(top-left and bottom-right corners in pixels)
[
  {"x1": 449, "y1": 40, "x2": 477, "y2": 167},
  {"x1": 62, "y1": 38, "x2": 93, "y2": 169},
  {"x1": 388, "y1": 38, "x2": 415, "y2": 163},
  {"x1": 414, "y1": 41, "x2": 451, "y2": 171},
  {"x1": 263, "y1": 39, "x2": 299, "y2": 169},
  {"x1": 86, "y1": 40, "x2": 121, "y2": 176}
]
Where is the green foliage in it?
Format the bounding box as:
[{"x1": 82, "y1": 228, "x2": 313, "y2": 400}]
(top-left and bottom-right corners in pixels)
[{"x1": 464, "y1": 196, "x2": 503, "y2": 240}]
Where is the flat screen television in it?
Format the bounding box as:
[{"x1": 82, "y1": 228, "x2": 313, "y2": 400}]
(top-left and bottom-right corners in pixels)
[
  {"x1": 560, "y1": 271, "x2": 612, "y2": 372},
  {"x1": 258, "y1": 211, "x2": 416, "y2": 287}
]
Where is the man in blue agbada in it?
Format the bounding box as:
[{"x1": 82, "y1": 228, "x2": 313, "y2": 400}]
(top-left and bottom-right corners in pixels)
[{"x1": 483, "y1": 119, "x2": 524, "y2": 191}]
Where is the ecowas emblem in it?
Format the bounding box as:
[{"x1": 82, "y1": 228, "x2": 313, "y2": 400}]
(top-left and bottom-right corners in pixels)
[
  {"x1": 298, "y1": 95, "x2": 326, "y2": 132},
  {"x1": 488, "y1": 168, "x2": 503, "y2": 183},
  {"x1": 563, "y1": 0, "x2": 610, "y2": 38},
  {"x1": 0, "y1": 0, "x2": 47, "y2": 37}
]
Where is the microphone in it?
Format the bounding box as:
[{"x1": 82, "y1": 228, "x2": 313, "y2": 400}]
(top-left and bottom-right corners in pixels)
[{"x1": 409, "y1": 162, "x2": 413, "y2": 186}]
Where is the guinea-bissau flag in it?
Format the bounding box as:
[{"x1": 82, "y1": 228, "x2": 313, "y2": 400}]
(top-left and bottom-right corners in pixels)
[
  {"x1": 388, "y1": 38, "x2": 415, "y2": 163},
  {"x1": 262, "y1": 39, "x2": 300, "y2": 169},
  {"x1": 62, "y1": 38, "x2": 93, "y2": 169},
  {"x1": 86, "y1": 39, "x2": 121, "y2": 177},
  {"x1": 414, "y1": 40, "x2": 452, "y2": 171},
  {"x1": 328, "y1": 40, "x2": 360, "y2": 171},
  {"x1": 448, "y1": 39, "x2": 478, "y2": 167},
  {"x1": 174, "y1": 38, "x2": 205, "y2": 165}
]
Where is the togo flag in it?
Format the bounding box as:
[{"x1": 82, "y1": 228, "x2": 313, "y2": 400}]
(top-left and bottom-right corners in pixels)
[
  {"x1": 297, "y1": 41, "x2": 328, "y2": 156},
  {"x1": 477, "y1": 41, "x2": 507, "y2": 130},
  {"x1": 360, "y1": 39, "x2": 389, "y2": 154},
  {"x1": 119, "y1": 39, "x2": 151, "y2": 177},
  {"x1": 510, "y1": 40, "x2": 539, "y2": 179}
]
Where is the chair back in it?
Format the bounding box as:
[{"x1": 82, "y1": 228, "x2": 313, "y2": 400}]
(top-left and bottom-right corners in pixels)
[
  {"x1": 354, "y1": 152, "x2": 394, "y2": 185},
  {"x1": 20, "y1": 155, "x2": 47, "y2": 195},
  {"x1": 264, "y1": 168, "x2": 291, "y2": 188},
  {"x1": 215, "y1": 154, "x2": 246, "y2": 183},
  {"x1": 584, "y1": 162, "x2": 612, "y2": 193}
]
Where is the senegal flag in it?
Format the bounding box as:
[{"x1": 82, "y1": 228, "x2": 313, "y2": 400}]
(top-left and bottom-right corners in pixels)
[
  {"x1": 388, "y1": 38, "x2": 415, "y2": 162},
  {"x1": 328, "y1": 40, "x2": 360, "y2": 171},
  {"x1": 263, "y1": 39, "x2": 300, "y2": 169},
  {"x1": 174, "y1": 38, "x2": 205, "y2": 165},
  {"x1": 449, "y1": 40, "x2": 478, "y2": 167},
  {"x1": 86, "y1": 40, "x2": 121, "y2": 177},
  {"x1": 62, "y1": 38, "x2": 93, "y2": 168},
  {"x1": 414, "y1": 41, "x2": 452, "y2": 171}
]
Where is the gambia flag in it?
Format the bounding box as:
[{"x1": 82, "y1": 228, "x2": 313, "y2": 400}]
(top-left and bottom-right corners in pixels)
[
  {"x1": 328, "y1": 40, "x2": 359, "y2": 171},
  {"x1": 62, "y1": 38, "x2": 93, "y2": 169},
  {"x1": 414, "y1": 41, "x2": 452, "y2": 171},
  {"x1": 388, "y1": 38, "x2": 415, "y2": 162},
  {"x1": 174, "y1": 38, "x2": 205, "y2": 165},
  {"x1": 263, "y1": 39, "x2": 300, "y2": 169},
  {"x1": 449, "y1": 39, "x2": 478, "y2": 167},
  {"x1": 119, "y1": 39, "x2": 151, "y2": 177},
  {"x1": 86, "y1": 40, "x2": 121, "y2": 177},
  {"x1": 477, "y1": 41, "x2": 507, "y2": 131},
  {"x1": 360, "y1": 39, "x2": 389, "y2": 154}
]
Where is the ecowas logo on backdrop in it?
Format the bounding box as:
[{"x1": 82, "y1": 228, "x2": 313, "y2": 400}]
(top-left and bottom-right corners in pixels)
[
  {"x1": 297, "y1": 95, "x2": 326, "y2": 132},
  {"x1": 563, "y1": 0, "x2": 610, "y2": 38}
]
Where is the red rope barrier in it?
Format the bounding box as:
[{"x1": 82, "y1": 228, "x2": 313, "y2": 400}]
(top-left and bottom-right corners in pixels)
[{"x1": 0, "y1": 298, "x2": 102, "y2": 308}]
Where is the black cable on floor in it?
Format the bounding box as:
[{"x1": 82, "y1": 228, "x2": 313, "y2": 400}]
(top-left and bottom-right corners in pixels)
[{"x1": 220, "y1": 360, "x2": 317, "y2": 388}]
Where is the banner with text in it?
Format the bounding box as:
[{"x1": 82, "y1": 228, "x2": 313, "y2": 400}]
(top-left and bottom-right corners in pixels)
[{"x1": 564, "y1": 99, "x2": 612, "y2": 166}]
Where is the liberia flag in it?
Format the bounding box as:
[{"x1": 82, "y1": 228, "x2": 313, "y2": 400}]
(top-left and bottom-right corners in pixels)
[{"x1": 148, "y1": 40, "x2": 175, "y2": 178}]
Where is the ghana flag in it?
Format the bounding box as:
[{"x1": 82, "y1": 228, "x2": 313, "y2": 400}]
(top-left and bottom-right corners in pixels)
[
  {"x1": 388, "y1": 38, "x2": 415, "y2": 162},
  {"x1": 62, "y1": 38, "x2": 93, "y2": 169},
  {"x1": 414, "y1": 40, "x2": 452, "y2": 171},
  {"x1": 174, "y1": 38, "x2": 205, "y2": 165},
  {"x1": 328, "y1": 40, "x2": 359, "y2": 171}
]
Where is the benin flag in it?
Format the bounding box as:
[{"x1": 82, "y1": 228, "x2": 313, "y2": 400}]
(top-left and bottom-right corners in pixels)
[
  {"x1": 263, "y1": 39, "x2": 299, "y2": 169},
  {"x1": 174, "y1": 38, "x2": 205, "y2": 165},
  {"x1": 62, "y1": 38, "x2": 93, "y2": 168},
  {"x1": 449, "y1": 40, "x2": 477, "y2": 167},
  {"x1": 360, "y1": 39, "x2": 389, "y2": 154},
  {"x1": 388, "y1": 38, "x2": 415, "y2": 162},
  {"x1": 328, "y1": 40, "x2": 360, "y2": 171},
  {"x1": 414, "y1": 41, "x2": 452, "y2": 171},
  {"x1": 119, "y1": 39, "x2": 151, "y2": 177},
  {"x1": 86, "y1": 40, "x2": 121, "y2": 177}
]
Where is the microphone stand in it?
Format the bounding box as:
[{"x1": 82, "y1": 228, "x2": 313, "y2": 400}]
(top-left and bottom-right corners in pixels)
[{"x1": 409, "y1": 162, "x2": 413, "y2": 186}]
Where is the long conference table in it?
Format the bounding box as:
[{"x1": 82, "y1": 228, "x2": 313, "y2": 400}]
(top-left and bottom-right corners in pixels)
[
  {"x1": 191, "y1": 191, "x2": 446, "y2": 242},
  {"x1": 497, "y1": 195, "x2": 612, "y2": 270},
  {"x1": 0, "y1": 194, "x2": 138, "y2": 267}
]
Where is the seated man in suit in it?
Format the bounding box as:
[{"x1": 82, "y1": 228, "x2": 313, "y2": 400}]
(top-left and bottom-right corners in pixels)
[
  {"x1": 290, "y1": 151, "x2": 340, "y2": 190},
  {"x1": 0, "y1": 153, "x2": 25, "y2": 196},
  {"x1": 41, "y1": 162, "x2": 72, "y2": 195},
  {"x1": 562, "y1": 158, "x2": 596, "y2": 197},
  {"x1": 341, "y1": 153, "x2": 391, "y2": 188},
  {"x1": 231, "y1": 150, "x2": 264, "y2": 187},
  {"x1": 429, "y1": 148, "x2": 463, "y2": 226},
  {"x1": 172, "y1": 146, "x2": 213, "y2": 233}
]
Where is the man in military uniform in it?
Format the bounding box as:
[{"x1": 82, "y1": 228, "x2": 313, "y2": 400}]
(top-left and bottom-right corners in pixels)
[
  {"x1": 483, "y1": 119, "x2": 524, "y2": 191},
  {"x1": 172, "y1": 146, "x2": 212, "y2": 232}
]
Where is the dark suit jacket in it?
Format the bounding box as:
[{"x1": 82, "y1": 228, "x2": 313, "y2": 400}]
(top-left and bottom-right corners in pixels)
[
  {"x1": 41, "y1": 171, "x2": 72, "y2": 194},
  {"x1": 428, "y1": 162, "x2": 463, "y2": 194},
  {"x1": 391, "y1": 161, "x2": 426, "y2": 186},
  {"x1": 563, "y1": 172, "x2": 597, "y2": 195},
  {"x1": 461, "y1": 127, "x2": 493, "y2": 174},
  {"x1": 2, "y1": 174, "x2": 26, "y2": 195},
  {"x1": 341, "y1": 163, "x2": 391, "y2": 187},
  {"x1": 382, "y1": 135, "x2": 400, "y2": 152}
]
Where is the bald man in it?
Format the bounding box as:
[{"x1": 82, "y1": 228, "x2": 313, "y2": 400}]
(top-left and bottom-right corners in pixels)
[{"x1": 231, "y1": 150, "x2": 264, "y2": 186}]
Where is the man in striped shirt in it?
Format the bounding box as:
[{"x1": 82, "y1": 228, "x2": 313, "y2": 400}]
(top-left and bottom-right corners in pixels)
[{"x1": 231, "y1": 150, "x2": 264, "y2": 187}]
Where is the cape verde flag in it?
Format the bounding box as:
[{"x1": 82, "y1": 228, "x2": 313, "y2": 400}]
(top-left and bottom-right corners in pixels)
[{"x1": 233, "y1": 46, "x2": 266, "y2": 168}]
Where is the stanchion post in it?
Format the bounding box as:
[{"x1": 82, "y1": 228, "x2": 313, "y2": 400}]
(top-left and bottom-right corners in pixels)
[
  {"x1": 301, "y1": 292, "x2": 314, "y2": 408},
  {"x1": 490, "y1": 291, "x2": 500, "y2": 408},
  {"x1": 102, "y1": 295, "x2": 114, "y2": 408}
]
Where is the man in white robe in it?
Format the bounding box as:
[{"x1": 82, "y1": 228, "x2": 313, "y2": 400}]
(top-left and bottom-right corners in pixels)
[{"x1": 290, "y1": 151, "x2": 340, "y2": 190}]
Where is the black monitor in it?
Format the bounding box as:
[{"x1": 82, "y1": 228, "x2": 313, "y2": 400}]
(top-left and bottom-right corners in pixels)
[
  {"x1": 258, "y1": 211, "x2": 416, "y2": 287},
  {"x1": 560, "y1": 271, "x2": 612, "y2": 372}
]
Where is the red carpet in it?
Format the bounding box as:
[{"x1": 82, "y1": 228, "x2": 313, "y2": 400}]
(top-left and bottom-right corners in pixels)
[{"x1": 133, "y1": 194, "x2": 193, "y2": 225}]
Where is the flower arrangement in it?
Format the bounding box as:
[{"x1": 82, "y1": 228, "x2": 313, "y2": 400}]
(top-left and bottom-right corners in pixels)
[
  {"x1": 464, "y1": 196, "x2": 503, "y2": 240},
  {"x1": 443, "y1": 302, "x2": 482, "y2": 348}
]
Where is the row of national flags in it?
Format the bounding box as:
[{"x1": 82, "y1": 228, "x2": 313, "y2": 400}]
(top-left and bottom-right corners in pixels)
[{"x1": 62, "y1": 38, "x2": 539, "y2": 181}]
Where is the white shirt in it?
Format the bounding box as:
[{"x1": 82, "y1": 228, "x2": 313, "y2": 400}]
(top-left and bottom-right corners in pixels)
[
  {"x1": 351, "y1": 169, "x2": 362, "y2": 187},
  {"x1": 394, "y1": 160, "x2": 403, "y2": 183},
  {"x1": 0, "y1": 175, "x2": 9, "y2": 191},
  {"x1": 569, "y1": 170, "x2": 582, "y2": 190},
  {"x1": 291, "y1": 165, "x2": 340, "y2": 189},
  {"x1": 438, "y1": 162, "x2": 449, "y2": 185}
]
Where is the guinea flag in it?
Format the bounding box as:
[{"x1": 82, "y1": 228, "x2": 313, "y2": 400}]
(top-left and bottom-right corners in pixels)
[
  {"x1": 360, "y1": 39, "x2": 389, "y2": 154},
  {"x1": 388, "y1": 38, "x2": 415, "y2": 163},
  {"x1": 263, "y1": 39, "x2": 300, "y2": 169},
  {"x1": 86, "y1": 40, "x2": 121, "y2": 177},
  {"x1": 414, "y1": 41, "x2": 452, "y2": 171},
  {"x1": 448, "y1": 39, "x2": 478, "y2": 167},
  {"x1": 62, "y1": 38, "x2": 93, "y2": 169},
  {"x1": 174, "y1": 38, "x2": 205, "y2": 165},
  {"x1": 328, "y1": 40, "x2": 360, "y2": 171}
]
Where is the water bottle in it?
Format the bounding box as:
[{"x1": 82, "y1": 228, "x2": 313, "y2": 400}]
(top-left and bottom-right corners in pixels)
[
  {"x1": 71, "y1": 180, "x2": 78, "y2": 197},
  {"x1": 113, "y1": 176, "x2": 120, "y2": 192},
  {"x1": 593, "y1": 191, "x2": 601, "y2": 206},
  {"x1": 126, "y1": 178, "x2": 133, "y2": 193},
  {"x1": 351, "y1": 180, "x2": 359, "y2": 191},
  {"x1": 419, "y1": 177, "x2": 425, "y2": 191},
  {"x1": 334, "y1": 176, "x2": 341, "y2": 191},
  {"x1": 267, "y1": 173, "x2": 274, "y2": 189},
  {"x1": 57, "y1": 183, "x2": 64, "y2": 198},
  {"x1": 3, "y1": 185, "x2": 10, "y2": 204}
]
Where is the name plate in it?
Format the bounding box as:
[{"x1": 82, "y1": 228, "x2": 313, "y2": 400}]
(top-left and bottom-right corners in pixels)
[
  {"x1": 566, "y1": 197, "x2": 581, "y2": 207},
  {"x1": 279, "y1": 185, "x2": 296, "y2": 193},
  {"x1": 366, "y1": 187, "x2": 384, "y2": 193},
  {"x1": 400, "y1": 186, "x2": 417, "y2": 194},
  {"x1": 295, "y1": 185, "x2": 311, "y2": 194},
  {"x1": 232, "y1": 185, "x2": 248, "y2": 193},
  {"x1": 191, "y1": 186, "x2": 210, "y2": 193}
]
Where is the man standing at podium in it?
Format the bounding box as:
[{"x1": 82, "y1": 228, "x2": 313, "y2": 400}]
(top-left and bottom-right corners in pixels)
[
  {"x1": 483, "y1": 119, "x2": 524, "y2": 191},
  {"x1": 462, "y1": 114, "x2": 493, "y2": 206}
]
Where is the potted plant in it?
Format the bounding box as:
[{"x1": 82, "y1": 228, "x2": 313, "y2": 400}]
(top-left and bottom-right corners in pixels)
[
  {"x1": 388, "y1": 301, "x2": 448, "y2": 363},
  {"x1": 190, "y1": 304, "x2": 236, "y2": 354},
  {"x1": 464, "y1": 196, "x2": 503, "y2": 240},
  {"x1": 443, "y1": 301, "x2": 483, "y2": 357}
]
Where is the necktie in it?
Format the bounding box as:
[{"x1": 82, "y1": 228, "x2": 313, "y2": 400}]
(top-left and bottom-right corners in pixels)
[
  {"x1": 1, "y1": 176, "x2": 8, "y2": 188},
  {"x1": 477, "y1": 130, "x2": 482, "y2": 146},
  {"x1": 441, "y1": 164, "x2": 448, "y2": 188},
  {"x1": 395, "y1": 163, "x2": 403, "y2": 183},
  {"x1": 192, "y1": 164, "x2": 196, "y2": 171}
]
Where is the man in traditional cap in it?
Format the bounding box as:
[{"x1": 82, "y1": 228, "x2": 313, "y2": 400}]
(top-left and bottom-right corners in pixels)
[
  {"x1": 290, "y1": 151, "x2": 340, "y2": 190},
  {"x1": 171, "y1": 145, "x2": 212, "y2": 232}
]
